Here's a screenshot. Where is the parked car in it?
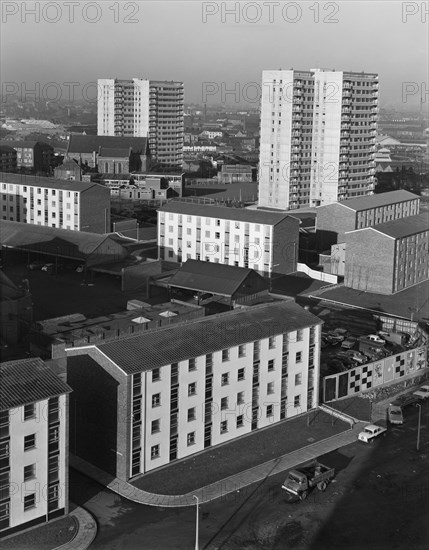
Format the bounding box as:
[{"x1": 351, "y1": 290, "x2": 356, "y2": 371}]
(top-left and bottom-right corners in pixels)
[
  {"x1": 27, "y1": 261, "x2": 46, "y2": 270},
  {"x1": 41, "y1": 263, "x2": 55, "y2": 272},
  {"x1": 367, "y1": 334, "x2": 386, "y2": 345},
  {"x1": 76, "y1": 265, "x2": 85, "y2": 273},
  {"x1": 392, "y1": 393, "x2": 419, "y2": 408},
  {"x1": 413, "y1": 385, "x2": 429, "y2": 400},
  {"x1": 345, "y1": 350, "x2": 367, "y2": 365},
  {"x1": 341, "y1": 336, "x2": 357, "y2": 350},
  {"x1": 334, "y1": 352, "x2": 357, "y2": 367},
  {"x1": 388, "y1": 404, "x2": 404, "y2": 425},
  {"x1": 326, "y1": 333, "x2": 345, "y2": 345},
  {"x1": 358, "y1": 424, "x2": 387, "y2": 443}
]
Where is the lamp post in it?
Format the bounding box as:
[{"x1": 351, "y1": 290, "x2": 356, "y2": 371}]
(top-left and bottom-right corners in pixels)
[
  {"x1": 192, "y1": 495, "x2": 199, "y2": 550},
  {"x1": 416, "y1": 403, "x2": 422, "y2": 451}
]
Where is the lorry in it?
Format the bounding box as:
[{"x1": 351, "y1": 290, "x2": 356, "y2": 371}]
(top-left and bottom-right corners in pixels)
[
  {"x1": 282, "y1": 460, "x2": 335, "y2": 500},
  {"x1": 377, "y1": 331, "x2": 409, "y2": 347}
]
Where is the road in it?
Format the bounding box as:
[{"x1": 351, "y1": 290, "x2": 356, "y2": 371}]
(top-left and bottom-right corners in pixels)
[{"x1": 70, "y1": 400, "x2": 429, "y2": 550}]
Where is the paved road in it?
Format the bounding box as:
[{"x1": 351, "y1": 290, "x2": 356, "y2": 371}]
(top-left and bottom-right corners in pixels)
[{"x1": 70, "y1": 401, "x2": 429, "y2": 550}]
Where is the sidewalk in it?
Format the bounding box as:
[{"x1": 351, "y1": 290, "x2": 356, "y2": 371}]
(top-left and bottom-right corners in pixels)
[
  {"x1": 58, "y1": 505, "x2": 97, "y2": 550},
  {"x1": 70, "y1": 420, "x2": 366, "y2": 508}
]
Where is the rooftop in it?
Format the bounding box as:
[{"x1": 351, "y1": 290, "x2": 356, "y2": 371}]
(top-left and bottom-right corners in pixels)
[
  {"x1": 0, "y1": 357, "x2": 72, "y2": 411},
  {"x1": 0, "y1": 172, "x2": 104, "y2": 192},
  {"x1": 0, "y1": 140, "x2": 52, "y2": 149},
  {"x1": 168, "y1": 260, "x2": 267, "y2": 296},
  {"x1": 349, "y1": 213, "x2": 429, "y2": 239},
  {"x1": 0, "y1": 220, "x2": 126, "y2": 261},
  {"x1": 93, "y1": 301, "x2": 321, "y2": 375},
  {"x1": 98, "y1": 147, "x2": 132, "y2": 158},
  {"x1": 159, "y1": 200, "x2": 295, "y2": 225},
  {"x1": 67, "y1": 135, "x2": 148, "y2": 155},
  {"x1": 331, "y1": 190, "x2": 419, "y2": 212}
]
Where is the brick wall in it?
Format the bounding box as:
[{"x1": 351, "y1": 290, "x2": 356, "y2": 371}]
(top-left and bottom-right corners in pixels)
[
  {"x1": 316, "y1": 203, "x2": 356, "y2": 249},
  {"x1": 272, "y1": 216, "x2": 300, "y2": 274}
]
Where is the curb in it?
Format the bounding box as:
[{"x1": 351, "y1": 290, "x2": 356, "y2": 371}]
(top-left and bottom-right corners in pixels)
[{"x1": 55, "y1": 505, "x2": 97, "y2": 550}]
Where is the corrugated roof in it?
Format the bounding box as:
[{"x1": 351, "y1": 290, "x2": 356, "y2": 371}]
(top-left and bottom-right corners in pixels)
[
  {"x1": 67, "y1": 135, "x2": 148, "y2": 155},
  {"x1": 0, "y1": 357, "x2": 72, "y2": 411},
  {"x1": 0, "y1": 220, "x2": 124, "y2": 260},
  {"x1": 369, "y1": 213, "x2": 429, "y2": 239},
  {"x1": 335, "y1": 190, "x2": 419, "y2": 212},
  {"x1": 168, "y1": 259, "x2": 263, "y2": 296},
  {"x1": 0, "y1": 172, "x2": 102, "y2": 193},
  {"x1": 96, "y1": 301, "x2": 321, "y2": 375},
  {"x1": 159, "y1": 201, "x2": 295, "y2": 225}
]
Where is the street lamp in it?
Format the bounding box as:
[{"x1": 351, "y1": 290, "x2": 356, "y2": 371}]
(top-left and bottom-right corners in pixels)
[
  {"x1": 192, "y1": 495, "x2": 199, "y2": 550},
  {"x1": 416, "y1": 403, "x2": 422, "y2": 451}
]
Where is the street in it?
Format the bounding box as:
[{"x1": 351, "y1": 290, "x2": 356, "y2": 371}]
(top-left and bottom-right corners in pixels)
[{"x1": 69, "y1": 401, "x2": 429, "y2": 550}]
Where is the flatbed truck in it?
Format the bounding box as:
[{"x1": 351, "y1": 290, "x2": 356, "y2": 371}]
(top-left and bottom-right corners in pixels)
[{"x1": 282, "y1": 460, "x2": 335, "y2": 500}]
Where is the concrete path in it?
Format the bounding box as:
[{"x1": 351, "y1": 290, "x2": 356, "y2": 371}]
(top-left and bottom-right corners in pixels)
[
  {"x1": 70, "y1": 421, "x2": 367, "y2": 508},
  {"x1": 56, "y1": 505, "x2": 97, "y2": 550}
]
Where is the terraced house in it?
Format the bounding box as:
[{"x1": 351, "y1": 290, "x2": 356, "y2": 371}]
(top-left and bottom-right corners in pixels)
[
  {"x1": 66, "y1": 301, "x2": 321, "y2": 482},
  {"x1": 0, "y1": 358, "x2": 72, "y2": 537}
]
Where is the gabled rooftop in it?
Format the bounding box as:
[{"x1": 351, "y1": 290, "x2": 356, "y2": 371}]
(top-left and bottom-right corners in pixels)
[
  {"x1": 0, "y1": 172, "x2": 103, "y2": 192},
  {"x1": 0, "y1": 357, "x2": 72, "y2": 411},
  {"x1": 67, "y1": 135, "x2": 148, "y2": 155},
  {"x1": 159, "y1": 200, "x2": 295, "y2": 225},
  {"x1": 91, "y1": 301, "x2": 321, "y2": 375},
  {"x1": 365, "y1": 213, "x2": 429, "y2": 239},
  {"x1": 332, "y1": 190, "x2": 419, "y2": 212}
]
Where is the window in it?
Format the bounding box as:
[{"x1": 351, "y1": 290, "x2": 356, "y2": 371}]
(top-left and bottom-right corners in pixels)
[
  {"x1": 187, "y1": 432, "x2": 195, "y2": 446},
  {"x1": 220, "y1": 420, "x2": 228, "y2": 434},
  {"x1": 296, "y1": 351, "x2": 302, "y2": 363},
  {"x1": 188, "y1": 358, "x2": 196, "y2": 371},
  {"x1": 296, "y1": 329, "x2": 303, "y2": 342},
  {"x1": 266, "y1": 404, "x2": 274, "y2": 417},
  {"x1": 268, "y1": 336, "x2": 276, "y2": 349},
  {"x1": 188, "y1": 407, "x2": 196, "y2": 422},
  {"x1": 24, "y1": 434, "x2": 36, "y2": 451},
  {"x1": 221, "y1": 373, "x2": 229, "y2": 386},
  {"x1": 188, "y1": 382, "x2": 196, "y2": 396},
  {"x1": 221, "y1": 397, "x2": 228, "y2": 410},
  {"x1": 236, "y1": 415, "x2": 244, "y2": 428},
  {"x1": 23, "y1": 403, "x2": 35, "y2": 420},
  {"x1": 295, "y1": 373, "x2": 302, "y2": 386},
  {"x1": 151, "y1": 419, "x2": 160, "y2": 434},
  {"x1": 237, "y1": 391, "x2": 244, "y2": 405},
  {"x1": 267, "y1": 382, "x2": 275, "y2": 395},
  {"x1": 152, "y1": 368, "x2": 160, "y2": 382},
  {"x1": 268, "y1": 359, "x2": 275, "y2": 372},
  {"x1": 151, "y1": 444, "x2": 160, "y2": 459},
  {"x1": 24, "y1": 464, "x2": 36, "y2": 481},
  {"x1": 238, "y1": 344, "x2": 246, "y2": 358},
  {"x1": 24, "y1": 493, "x2": 36, "y2": 511},
  {"x1": 152, "y1": 393, "x2": 161, "y2": 407},
  {"x1": 237, "y1": 368, "x2": 245, "y2": 381},
  {"x1": 294, "y1": 395, "x2": 301, "y2": 408},
  {"x1": 215, "y1": 232, "x2": 220, "y2": 239},
  {"x1": 222, "y1": 349, "x2": 230, "y2": 362}
]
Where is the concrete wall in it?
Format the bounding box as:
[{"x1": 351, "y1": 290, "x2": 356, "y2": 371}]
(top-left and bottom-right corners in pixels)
[{"x1": 316, "y1": 203, "x2": 356, "y2": 249}]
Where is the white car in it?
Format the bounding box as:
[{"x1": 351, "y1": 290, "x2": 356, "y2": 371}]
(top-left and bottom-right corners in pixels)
[
  {"x1": 358, "y1": 424, "x2": 387, "y2": 443},
  {"x1": 413, "y1": 385, "x2": 429, "y2": 400},
  {"x1": 367, "y1": 334, "x2": 385, "y2": 345}
]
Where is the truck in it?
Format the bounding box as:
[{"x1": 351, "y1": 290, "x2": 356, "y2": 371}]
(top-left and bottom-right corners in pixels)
[
  {"x1": 377, "y1": 331, "x2": 409, "y2": 347},
  {"x1": 282, "y1": 460, "x2": 335, "y2": 500}
]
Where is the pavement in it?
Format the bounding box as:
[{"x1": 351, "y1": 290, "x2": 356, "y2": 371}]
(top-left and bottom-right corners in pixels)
[
  {"x1": 57, "y1": 506, "x2": 98, "y2": 550},
  {"x1": 70, "y1": 418, "x2": 367, "y2": 508}
]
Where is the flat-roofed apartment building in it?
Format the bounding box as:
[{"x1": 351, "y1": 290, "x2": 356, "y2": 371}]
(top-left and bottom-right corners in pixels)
[
  {"x1": 0, "y1": 358, "x2": 72, "y2": 537},
  {"x1": 258, "y1": 69, "x2": 378, "y2": 210},
  {"x1": 97, "y1": 78, "x2": 184, "y2": 170},
  {"x1": 158, "y1": 201, "x2": 300, "y2": 276},
  {"x1": 66, "y1": 301, "x2": 321, "y2": 481},
  {"x1": 344, "y1": 213, "x2": 429, "y2": 294},
  {"x1": 316, "y1": 190, "x2": 420, "y2": 249},
  {"x1": 0, "y1": 173, "x2": 111, "y2": 233}
]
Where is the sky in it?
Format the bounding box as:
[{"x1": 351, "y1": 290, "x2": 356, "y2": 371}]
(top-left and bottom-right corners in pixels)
[{"x1": 1, "y1": 0, "x2": 428, "y2": 108}]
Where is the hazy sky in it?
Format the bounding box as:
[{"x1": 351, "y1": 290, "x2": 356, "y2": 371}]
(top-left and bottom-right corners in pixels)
[{"x1": 1, "y1": 1, "x2": 428, "y2": 108}]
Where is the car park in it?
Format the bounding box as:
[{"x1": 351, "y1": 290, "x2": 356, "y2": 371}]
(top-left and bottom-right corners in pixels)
[
  {"x1": 358, "y1": 424, "x2": 387, "y2": 443},
  {"x1": 413, "y1": 385, "x2": 429, "y2": 400},
  {"x1": 392, "y1": 393, "x2": 419, "y2": 408},
  {"x1": 367, "y1": 334, "x2": 386, "y2": 345},
  {"x1": 345, "y1": 350, "x2": 367, "y2": 364},
  {"x1": 388, "y1": 404, "x2": 404, "y2": 425},
  {"x1": 341, "y1": 336, "x2": 357, "y2": 350}
]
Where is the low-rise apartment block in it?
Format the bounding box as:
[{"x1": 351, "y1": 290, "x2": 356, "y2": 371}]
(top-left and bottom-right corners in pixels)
[
  {"x1": 66, "y1": 301, "x2": 321, "y2": 481},
  {"x1": 316, "y1": 190, "x2": 420, "y2": 249},
  {"x1": 0, "y1": 173, "x2": 111, "y2": 233},
  {"x1": 0, "y1": 141, "x2": 54, "y2": 173},
  {"x1": 158, "y1": 201, "x2": 300, "y2": 275},
  {"x1": 0, "y1": 358, "x2": 72, "y2": 537},
  {"x1": 344, "y1": 213, "x2": 429, "y2": 294},
  {"x1": 0, "y1": 146, "x2": 17, "y2": 173}
]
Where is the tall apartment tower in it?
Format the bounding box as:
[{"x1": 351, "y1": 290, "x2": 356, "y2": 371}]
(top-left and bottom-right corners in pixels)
[
  {"x1": 97, "y1": 78, "x2": 184, "y2": 170},
  {"x1": 258, "y1": 69, "x2": 378, "y2": 210}
]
